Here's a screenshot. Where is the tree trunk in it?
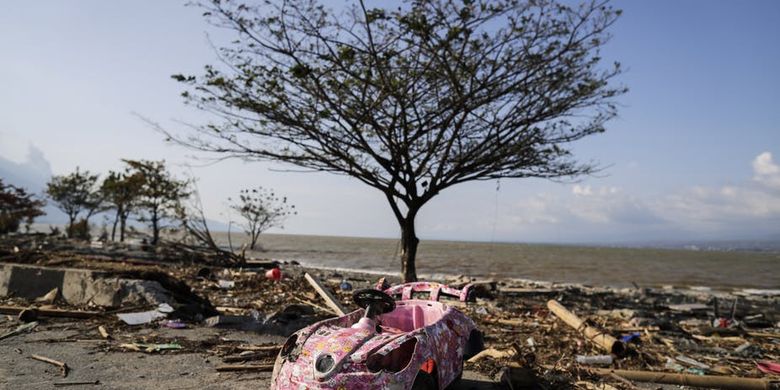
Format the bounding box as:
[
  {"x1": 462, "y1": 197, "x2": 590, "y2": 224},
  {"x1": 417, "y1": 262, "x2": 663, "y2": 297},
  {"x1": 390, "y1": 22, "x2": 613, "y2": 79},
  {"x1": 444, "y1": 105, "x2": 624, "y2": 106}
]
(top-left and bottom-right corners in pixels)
[
  {"x1": 119, "y1": 214, "x2": 127, "y2": 242},
  {"x1": 151, "y1": 208, "x2": 160, "y2": 245},
  {"x1": 399, "y1": 214, "x2": 419, "y2": 283},
  {"x1": 111, "y1": 208, "x2": 120, "y2": 241},
  {"x1": 67, "y1": 214, "x2": 77, "y2": 238}
]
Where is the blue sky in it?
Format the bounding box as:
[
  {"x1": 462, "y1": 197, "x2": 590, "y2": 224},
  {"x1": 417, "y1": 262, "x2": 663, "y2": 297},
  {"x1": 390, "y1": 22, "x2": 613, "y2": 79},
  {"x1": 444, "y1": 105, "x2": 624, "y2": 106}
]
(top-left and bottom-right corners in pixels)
[{"x1": 1, "y1": 1, "x2": 779, "y2": 243}]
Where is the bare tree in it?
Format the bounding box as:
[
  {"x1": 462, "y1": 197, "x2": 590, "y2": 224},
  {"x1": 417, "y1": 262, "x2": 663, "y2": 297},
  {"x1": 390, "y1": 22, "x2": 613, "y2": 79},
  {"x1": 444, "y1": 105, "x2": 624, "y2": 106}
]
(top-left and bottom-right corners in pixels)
[
  {"x1": 166, "y1": 0, "x2": 625, "y2": 281},
  {"x1": 229, "y1": 187, "x2": 295, "y2": 250}
]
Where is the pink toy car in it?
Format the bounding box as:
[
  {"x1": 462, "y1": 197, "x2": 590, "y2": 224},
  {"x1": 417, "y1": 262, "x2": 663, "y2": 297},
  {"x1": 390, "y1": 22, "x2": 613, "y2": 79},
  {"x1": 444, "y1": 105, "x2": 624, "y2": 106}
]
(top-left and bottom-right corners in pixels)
[{"x1": 271, "y1": 283, "x2": 483, "y2": 389}]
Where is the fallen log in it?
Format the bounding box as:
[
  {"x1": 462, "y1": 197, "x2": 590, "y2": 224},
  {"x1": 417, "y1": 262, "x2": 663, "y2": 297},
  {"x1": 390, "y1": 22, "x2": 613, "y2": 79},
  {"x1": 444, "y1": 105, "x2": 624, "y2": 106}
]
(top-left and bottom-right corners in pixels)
[
  {"x1": 304, "y1": 273, "x2": 347, "y2": 316},
  {"x1": 216, "y1": 363, "x2": 275, "y2": 372},
  {"x1": 547, "y1": 300, "x2": 624, "y2": 355},
  {"x1": 586, "y1": 368, "x2": 778, "y2": 390},
  {"x1": 0, "y1": 306, "x2": 101, "y2": 320}
]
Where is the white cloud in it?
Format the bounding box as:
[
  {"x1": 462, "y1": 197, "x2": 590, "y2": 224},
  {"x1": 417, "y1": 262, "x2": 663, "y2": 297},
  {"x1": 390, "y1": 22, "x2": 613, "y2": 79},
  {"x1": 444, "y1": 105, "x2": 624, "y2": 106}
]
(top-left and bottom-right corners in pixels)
[
  {"x1": 483, "y1": 151, "x2": 780, "y2": 241},
  {"x1": 753, "y1": 152, "x2": 780, "y2": 190}
]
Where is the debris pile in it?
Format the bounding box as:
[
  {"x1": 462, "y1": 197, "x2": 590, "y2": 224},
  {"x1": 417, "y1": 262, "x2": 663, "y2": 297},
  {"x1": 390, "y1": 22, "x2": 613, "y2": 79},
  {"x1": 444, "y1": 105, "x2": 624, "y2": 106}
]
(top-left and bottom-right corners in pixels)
[{"x1": 1, "y1": 234, "x2": 779, "y2": 389}]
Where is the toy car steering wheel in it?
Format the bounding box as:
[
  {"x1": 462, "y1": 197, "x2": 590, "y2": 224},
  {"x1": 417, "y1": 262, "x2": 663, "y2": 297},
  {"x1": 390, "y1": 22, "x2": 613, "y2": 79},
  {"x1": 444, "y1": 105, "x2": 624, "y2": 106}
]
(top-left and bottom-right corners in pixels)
[{"x1": 352, "y1": 289, "x2": 396, "y2": 318}]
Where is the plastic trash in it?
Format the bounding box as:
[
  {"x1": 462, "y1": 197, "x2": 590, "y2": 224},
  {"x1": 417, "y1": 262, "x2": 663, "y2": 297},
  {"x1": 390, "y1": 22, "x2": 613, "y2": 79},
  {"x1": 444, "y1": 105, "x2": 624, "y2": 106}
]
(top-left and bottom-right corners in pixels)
[
  {"x1": 265, "y1": 267, "x2": 282, "y2": 281},
  {"x1": 218, "y1": 280, "x2": 235, "y2": 289},
  {"x1": 339, "y1": 280, "x2": 353, "y2": 291},
  {"x1": 757, "y1": 361, "x2": 780, "y2": 375},
  {"x1": 676, "y1": 355, "x2": 710, "y2": 370},
  {"x1": 620, "y1": 332, "x2": 642, "y2": 343},
  {"x1": 665, "y1": 357, "x2": 685, "y2": 372},
  {"x1": 162, "y1": 320, "x2": 186, "y2": 329},
  {"x1": 575, "y1": 355, "x2": 613, "y2": 365}
]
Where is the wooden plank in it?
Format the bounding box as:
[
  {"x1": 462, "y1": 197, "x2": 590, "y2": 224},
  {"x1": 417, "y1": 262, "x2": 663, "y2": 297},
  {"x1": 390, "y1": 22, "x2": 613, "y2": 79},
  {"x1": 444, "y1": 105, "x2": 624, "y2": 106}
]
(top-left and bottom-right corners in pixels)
[
  {"x1": 0, "y1": 306, "x2": 100, "y2": 320},
  {"x1": 304, "y1": 273, "x2": 347, "y2": 316},
  {"x1": 547, "y1": 300, "x2": 624, "y2": 355}
]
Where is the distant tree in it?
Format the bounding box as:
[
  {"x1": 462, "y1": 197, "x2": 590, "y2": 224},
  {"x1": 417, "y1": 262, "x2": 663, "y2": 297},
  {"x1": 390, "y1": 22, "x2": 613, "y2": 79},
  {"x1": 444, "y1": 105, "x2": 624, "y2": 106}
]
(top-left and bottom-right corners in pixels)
[
  {"x1": 229, "y1": 187, "x2": 295, "y2": 250},
  {"x1": 46, "y1": 168, "x2": 103, "y2": 238},
  {"x1": 167, "y1": 0, "x2": 625, "y2": 281},
  {"x1": 101, "y1": 169, "x2": 144, "y2": 242},
  {"x1": 0, "y1": 179, "x2": 45, "y2": 235},
  {"x1": 125, "y1": 160, "x2": 190, "y2": 245}
]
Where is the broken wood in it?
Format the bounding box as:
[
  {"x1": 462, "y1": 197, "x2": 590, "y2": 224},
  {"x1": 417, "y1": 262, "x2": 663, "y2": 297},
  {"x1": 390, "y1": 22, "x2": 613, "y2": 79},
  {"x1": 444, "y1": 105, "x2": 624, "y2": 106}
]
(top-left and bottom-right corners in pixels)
[
  {"x1": 222, "y1": 350, "x2": 278, "y2": 363},
  {"x1": 31, "y1": 354, "x2": 69, "y2": 377},
  {"x1": 304, "y1": 273, "x2": 347, "y2": 316},
  {"x1": 215, "y1": 363, "x2": 275, "y2": 372},
  {"x1": 293, "y1": 296, "x2": 332, "y2": 314},
  {"x1": 53, "y1": 380, "x2": 100, "y2": 387},
  {"x1": 547, "y1": 300, "x2": 625, "y2": 355},
  {"x1": 0, "y1": 305, "x2": 100, "y2": 319},
  {"x1": 586, "y1": 368, "x2": 777, "y2": 390},
  {"x1": 467, "y1": 347, "x2": 516, "y2": 363},
  {"x1": 0, "y1": 321, "x2": 38, "y2": 342},
  {"x1": 98, "y1": 326, "x2": 110, "y2": 339},
  {"x1": 234, "y1": 344, "x2": 282, "y2": 352}
]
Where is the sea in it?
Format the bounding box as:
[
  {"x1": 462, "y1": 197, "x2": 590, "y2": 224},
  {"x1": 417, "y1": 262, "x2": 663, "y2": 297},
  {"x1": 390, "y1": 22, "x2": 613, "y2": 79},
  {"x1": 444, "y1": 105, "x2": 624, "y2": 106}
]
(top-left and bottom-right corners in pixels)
[{"x1": 212, "y1": 233, "x2": 780, "y2": 290}]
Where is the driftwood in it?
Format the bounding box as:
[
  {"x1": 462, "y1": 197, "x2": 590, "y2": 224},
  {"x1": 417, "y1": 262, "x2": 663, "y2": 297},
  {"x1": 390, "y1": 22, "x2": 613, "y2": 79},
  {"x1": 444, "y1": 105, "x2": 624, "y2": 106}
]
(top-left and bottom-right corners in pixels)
[
  {"x1": 31, "y1": 354, "x2": 69, "y2": 377},
  {"x1": 547, "y1": 300, "x2": 625, "y2": 355},
  {"x1": 304, "y1": 273, "x2": 348, "y2": 316},
  {"x1": 586, "y1": 368, "x2": 778, "y2": 390}
]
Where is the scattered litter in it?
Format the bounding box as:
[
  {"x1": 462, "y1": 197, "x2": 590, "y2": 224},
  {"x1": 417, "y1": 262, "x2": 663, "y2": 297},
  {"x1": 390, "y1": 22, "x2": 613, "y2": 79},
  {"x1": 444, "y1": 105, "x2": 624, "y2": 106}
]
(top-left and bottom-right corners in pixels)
[
  {"x1": 205, "y1": 315, "x2": 253, "y2": 328},
  {"x1": 668, "y1": 303, "x2": 709, "y2": 312},
  {"x1": 119, "y1": 342, "x2": 182, "y2": 353},
  {"x1": 619, "y1": 332, "x2": 641, "y2": 343},
  {"x1": 339, "y1": 280, "x2": 353, "y2": 291},
  {"x1": 162, "y1": 320, "x2": 187, "y2": 329},
  {"x1": 756, "y1": 361, "x2": 780, "y2": 375},
  {"x1": 575, "y1": 355, "x2": 613, "y2": 366},
  {"x1": 116, "y1": 303, "x2": 174, "y2": 325},
  {"x1": 675, "y1": 355, "x2": 710, "y2": 370},
  {"x1": 0, "y1": 321, "x2": 38, "y2": 342},
  {"x1": 218, "y1": 280, "x2": 235, "y2": 289},
  {"x1": 216, "y1": 363, "x2": 274, "y2": 372},
  {"x1": 265, "y1": 267, "x2": 282, "y2": 281},
  {"x1": 547, "y1": 300, "x2": 624, "y2": 355},
  {"x1": 664, "y1": 357, "x2": 685, "y2": 372},
  {"x1": 36, "y1": 288, "x2": 60, "y2": 304},
  {"x1": 53, "y1": 380, "x2": 100, "y2": 387}
]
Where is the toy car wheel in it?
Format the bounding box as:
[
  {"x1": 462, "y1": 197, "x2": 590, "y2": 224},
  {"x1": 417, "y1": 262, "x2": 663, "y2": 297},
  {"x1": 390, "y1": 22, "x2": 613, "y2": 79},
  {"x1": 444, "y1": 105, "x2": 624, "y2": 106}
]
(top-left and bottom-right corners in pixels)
[
  {"x1": 463, "y1": 329, "x2": 484, "y2": 360},
  {"x1": 411, "y1": 371, "x2": 436, "y2": 390}
]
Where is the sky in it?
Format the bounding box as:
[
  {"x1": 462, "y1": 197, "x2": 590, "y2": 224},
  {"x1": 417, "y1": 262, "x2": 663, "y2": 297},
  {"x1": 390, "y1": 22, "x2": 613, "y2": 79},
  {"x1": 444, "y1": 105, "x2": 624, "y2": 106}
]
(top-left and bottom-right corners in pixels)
[{"x1": 1, "y1": 0, "x2": 779, "y2": 244}]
